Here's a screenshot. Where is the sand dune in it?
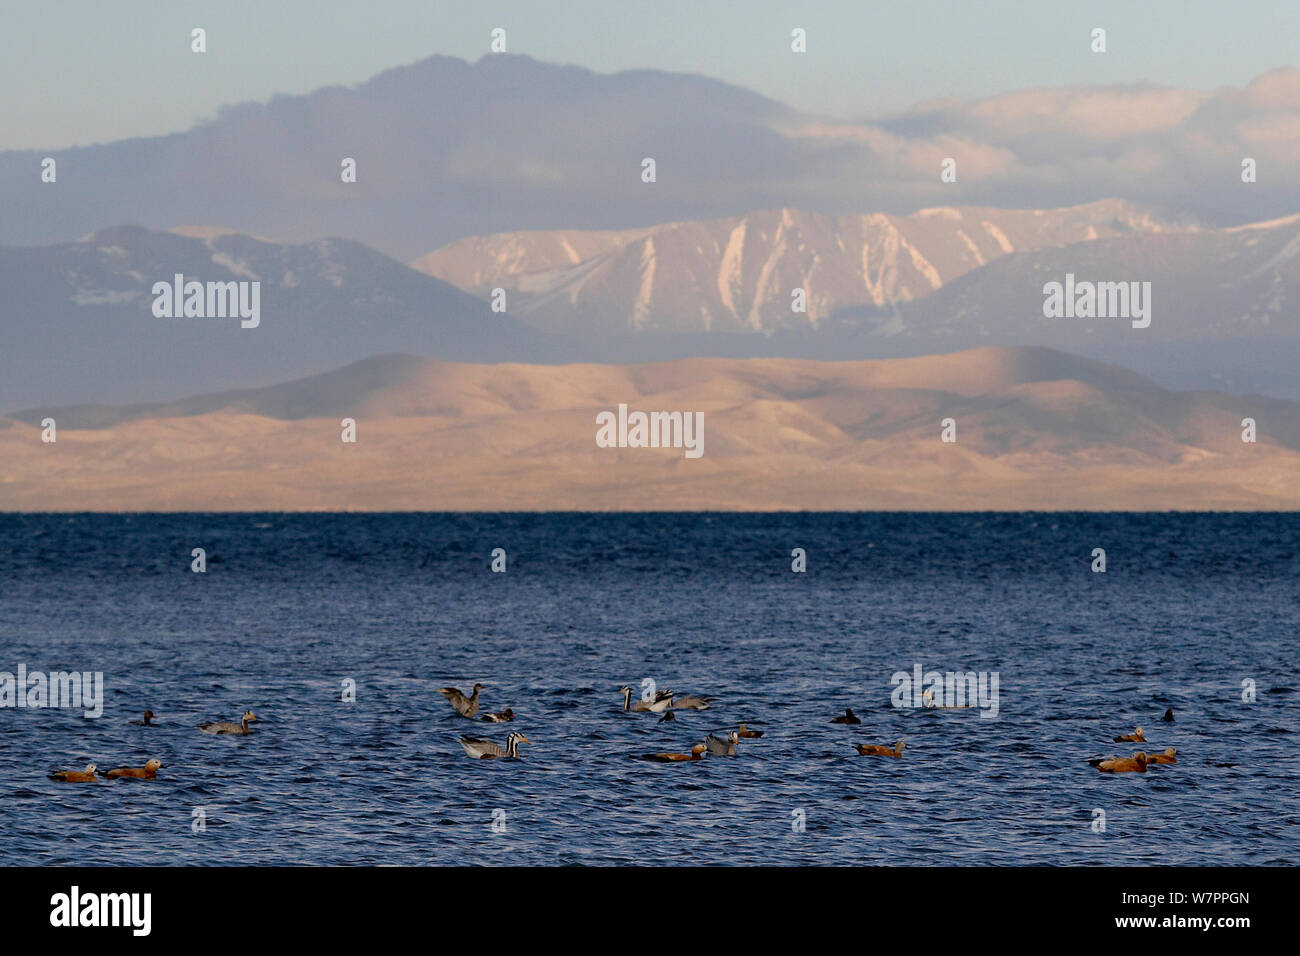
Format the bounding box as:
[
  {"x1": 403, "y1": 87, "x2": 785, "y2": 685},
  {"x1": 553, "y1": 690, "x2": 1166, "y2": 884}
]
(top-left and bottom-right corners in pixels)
[{"x1": 2, "y1": 347, "x2": 1296, "y2": 511}]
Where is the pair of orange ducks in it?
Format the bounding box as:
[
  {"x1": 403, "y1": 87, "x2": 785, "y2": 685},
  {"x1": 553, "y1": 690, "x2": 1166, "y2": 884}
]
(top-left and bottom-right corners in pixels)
[
  {"x1": 1092, "y1": 724, "x2": 1178, "y2": 773},
  {"x1": 49, "y1": 759, "x2": 163, "y2": 782}
]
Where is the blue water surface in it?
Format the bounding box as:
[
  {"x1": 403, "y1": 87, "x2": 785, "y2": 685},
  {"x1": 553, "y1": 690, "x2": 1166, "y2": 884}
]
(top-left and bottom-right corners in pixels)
[{"x1": 0, "y1": 512, "x2": 1296, "y2": 865}]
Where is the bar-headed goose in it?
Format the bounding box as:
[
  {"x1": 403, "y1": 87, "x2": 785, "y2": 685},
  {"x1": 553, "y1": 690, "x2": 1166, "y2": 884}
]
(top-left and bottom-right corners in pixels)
[
  {"x1": 458, "y1": 731, "x2": 530, "y2": 759},
  {"x1": 665, "y1": 691, "x2": 715, "y2": 711},
  {"x1": 620, "y1": 686, "x2": 673, "y2": 713},
  {"x1": 704, "y1": 732, "x2": 739, "y2": 756},
  {"x1": 198, "y1": 710, "x2": 257, "y2": 735}
]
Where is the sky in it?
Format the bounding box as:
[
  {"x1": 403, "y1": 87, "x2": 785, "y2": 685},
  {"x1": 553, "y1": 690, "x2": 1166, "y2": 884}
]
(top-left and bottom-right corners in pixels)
[{"x1": 3, "y1": 0, "x2": 1298, "y2": 150}]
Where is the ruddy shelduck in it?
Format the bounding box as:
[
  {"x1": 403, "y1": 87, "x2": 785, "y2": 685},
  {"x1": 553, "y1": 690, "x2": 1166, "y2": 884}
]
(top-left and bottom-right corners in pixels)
[
  {"x1": 50, "y1": 764, "x2": 98, "y2": 782},
  {"x1": 854, "y1": 740, "x2": 905, "y2": 758},
  {"x1": 106, "y1": 759, "x2": 163, "y2": 779},
  {"x1": 1090, "y1": 752, "x2": 1149, "y2": 773}
]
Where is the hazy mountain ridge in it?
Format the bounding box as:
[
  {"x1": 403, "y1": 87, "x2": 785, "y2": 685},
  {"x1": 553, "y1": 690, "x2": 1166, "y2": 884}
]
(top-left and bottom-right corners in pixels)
[{"x1": 0, "y1": 225, "x2": 566, "y2": 409}]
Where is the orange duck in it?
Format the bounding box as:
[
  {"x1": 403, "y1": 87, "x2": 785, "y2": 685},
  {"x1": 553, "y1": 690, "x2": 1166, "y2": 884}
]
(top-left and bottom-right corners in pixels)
[
  {"x1": 639, "y1": 744, "x2": 707, "y2": 763},
  {"x1": 854, "y1": 740, "x2": 905, "y2": 758},
  {"x1": 49, "y1": 764, "x2": 98, "y2": 782},
  {"x1": 105, "y1": 759, "x2": 163, "y2": 779},
  {"x1": 1090, "y1": 752, "x2": 1149, "y2": 773}
]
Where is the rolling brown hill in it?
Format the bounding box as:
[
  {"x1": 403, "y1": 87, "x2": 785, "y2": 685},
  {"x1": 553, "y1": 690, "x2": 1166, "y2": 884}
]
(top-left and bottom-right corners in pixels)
[{"x1": 2, "y1": 347, "x2": 1296, "y2": 511}]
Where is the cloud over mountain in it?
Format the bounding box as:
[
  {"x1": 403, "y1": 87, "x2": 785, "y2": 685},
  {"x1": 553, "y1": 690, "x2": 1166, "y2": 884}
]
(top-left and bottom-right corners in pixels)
[{"x1": 3, "y1": 56, "x2": 1298, "y2": 263}]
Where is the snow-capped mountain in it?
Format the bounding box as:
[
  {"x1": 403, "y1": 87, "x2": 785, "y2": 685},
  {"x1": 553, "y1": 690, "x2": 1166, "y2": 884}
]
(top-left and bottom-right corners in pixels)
[{"x1": 411, "y1": 200, "x2": 1194, "y2": 334}]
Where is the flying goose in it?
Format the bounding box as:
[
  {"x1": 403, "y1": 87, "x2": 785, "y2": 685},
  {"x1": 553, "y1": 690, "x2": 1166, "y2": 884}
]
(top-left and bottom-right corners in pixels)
[
  {"x1": 105, "y1": 759, "x2": 163, "y2": 779},
  {"x1": 639, "y1": 744, "x2": 707, "y2": 763},
  {"x1": 1090, "y1": 752, "x2": 1149, "y2": 773},
  {"x1": 704, "y1": 732, "x2": 739, "y2": 756},
  {"x1": 49, "y1": 764, "x2": 98, "y2": 782},
  {"x1": 439, "y1": 683, "x2": 484, "y2": 718},
  {"x1": 620, "y1": 686, "x2": 673, "y2": 713},
  {"x1": 854, "y1": 740, "x2": 905, "y2": 758},
  {"x1": 1114, "y1": 727, "x2": 1145, "y2": 743},
  {"x1": 830, "y1": 708, "x2": 861, "y2": 725},
  {"x1": 128, "y1": 710, "x2": 157, "y2": 726},
  {"x1": 198, "y1": 710, "x2": 257, "y2": 735},
  {"x1": 458, "y1": 731, "x2": 530, "y2": 759},
  {"x1": 1147, "y1": 747, "x2": 1177, "y2": 765}
]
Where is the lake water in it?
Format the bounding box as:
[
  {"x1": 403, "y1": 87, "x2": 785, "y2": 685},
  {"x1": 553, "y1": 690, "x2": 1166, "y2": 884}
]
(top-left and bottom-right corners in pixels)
[{"x1": 1, "y1": 512, "x2": 1296, "y2": 865}]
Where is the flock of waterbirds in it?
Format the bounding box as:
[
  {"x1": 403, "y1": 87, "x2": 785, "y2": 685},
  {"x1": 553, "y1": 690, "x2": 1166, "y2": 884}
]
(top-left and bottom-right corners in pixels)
[
  {"x1": 46, "y1": 710, "x2": 257, "y2": 783},
  {"x1": 46, "y1": 691, "x2": 1180, "y2": 781},
  {"x1": 438, "y1": 685, "x2": 1182, "y2": 772}
]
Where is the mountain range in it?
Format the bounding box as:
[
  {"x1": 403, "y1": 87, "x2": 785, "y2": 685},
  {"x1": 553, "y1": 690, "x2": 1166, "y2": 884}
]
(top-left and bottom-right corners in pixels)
[
  {"x1": 411, "y1": 199, "x2": 1194, "y2": 333},
  {"x1": 0, "y1": 225, "x2": 564, "y2": 409},
  {"x1": 5, "y1": 199, "x2": 1297, "y2": 410}
]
